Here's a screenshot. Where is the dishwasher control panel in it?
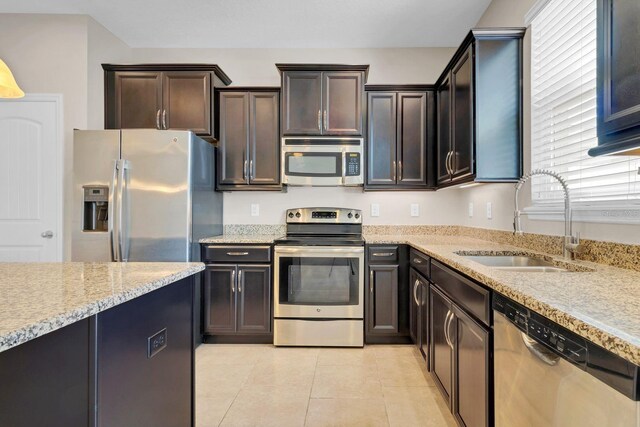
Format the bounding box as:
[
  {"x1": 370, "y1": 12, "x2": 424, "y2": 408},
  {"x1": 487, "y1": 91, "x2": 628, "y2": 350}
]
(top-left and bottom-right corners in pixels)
[{"x1": 527, "y1": 317, "x2": 587, "y2": 364}]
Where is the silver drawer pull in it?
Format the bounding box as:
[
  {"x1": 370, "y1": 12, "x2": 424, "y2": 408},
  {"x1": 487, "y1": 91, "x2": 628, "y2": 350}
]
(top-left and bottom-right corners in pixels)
[
  {"x1": 226, "y1": 251, "x2": 249, "y2": 256},
  {"x1": 372, "y1": 252, "x2": 394, "y2": 257},
  {"x1": 413, "y1": 258, "x2": 423, "y2": 264}
]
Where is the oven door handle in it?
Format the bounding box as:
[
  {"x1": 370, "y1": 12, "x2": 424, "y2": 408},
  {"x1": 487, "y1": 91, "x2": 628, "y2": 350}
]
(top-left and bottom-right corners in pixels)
[{"x1": 275, "y1": 246, "x2": 364, "y2": 256}]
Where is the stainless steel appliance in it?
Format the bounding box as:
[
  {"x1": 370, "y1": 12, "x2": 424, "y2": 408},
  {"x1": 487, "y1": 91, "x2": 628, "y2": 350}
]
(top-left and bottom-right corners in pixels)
[
  {"x1": 493, "y1": 294, "x2": 640, "y2": 426},
  {"x1": 273, "y1": 207, "x2": 365, "y2": 346},
  {"x1": 281, "y1": 137, "x2": 363, "y2": 186},
  {"x1": 72, "y1": 129, "x2": 222, "y2": 263}
]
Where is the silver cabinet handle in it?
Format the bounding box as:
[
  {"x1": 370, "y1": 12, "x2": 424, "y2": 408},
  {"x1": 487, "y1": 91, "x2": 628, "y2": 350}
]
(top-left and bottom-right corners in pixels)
[
  {"x1": 413, "y1": 258, "x2": 423, "y2": 264},
  {"x1": 323, "y1": 110, "x2": 327, "y2": 131},
  {"x1": 162, "y1": 109, "x2": 167, "y2": 129},
  {"x1": 446, "y1": 311, "x2": 456, "y2": 349},
  {"x1": 41, "y1": 230, "x2": 54, "y2": 239},
  {"x1": 231, "y1": 269, "x2": 236, "y2": 293},
  {"x1": 370, "y1": 270, "x2": 374, "y2": 293},
  {"x1": 249, "y1": 159, "x2": 254, "y2": 181},
  {"x1": 392, "y1": 161, "x2": 397, "y2": 182},
  {"x1": 413, "y1": 280, "x2": 420, "y2": 305},
  {"x1": 238, "y1": 270, "x2": 242, "y2": 293},
  {"x1": 372, "y1": 252, "x2": 394, "y2": 257},
  {"x1": 448, "y1": 151, "x2": 455, "y2": 175},
  {"x1": 444, "y1": 310, "x2": 453, "y2": 348},
  {"x1": 243, "y1": 160, "x2": 248, "y2": 182},
  {"x1": 445, "y1": 151, "x2": 452, "y2": 175},
  {"x1": 398, "y1": 160, "x2": 403, "y2": 181},
  {"x1": 317, "y1": 110, "x2": 322, "y2": 131},
  {"x1": 156, "y1": 109, "x2": 161, "y2": 130},
  {"x1": 226, "y1": 251, "x2": 249, "y2": 256}
]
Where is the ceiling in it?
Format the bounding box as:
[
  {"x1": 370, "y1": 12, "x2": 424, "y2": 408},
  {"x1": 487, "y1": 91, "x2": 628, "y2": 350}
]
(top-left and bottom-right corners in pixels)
[{"x1": 0, "y1": 0, "x2": 492, "y2": 49}]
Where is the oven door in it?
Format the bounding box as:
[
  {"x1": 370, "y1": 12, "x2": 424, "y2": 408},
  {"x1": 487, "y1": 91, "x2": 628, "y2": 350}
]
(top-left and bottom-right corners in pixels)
[{"x1": 274, "y1": 246, "x2": 364, "y2": 318}]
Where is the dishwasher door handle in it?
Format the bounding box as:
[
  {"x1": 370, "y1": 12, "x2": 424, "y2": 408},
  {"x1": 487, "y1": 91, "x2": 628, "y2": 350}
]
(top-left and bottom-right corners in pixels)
[{"x1": 521, "y1": 333, "x2": 560, "y2": 366}]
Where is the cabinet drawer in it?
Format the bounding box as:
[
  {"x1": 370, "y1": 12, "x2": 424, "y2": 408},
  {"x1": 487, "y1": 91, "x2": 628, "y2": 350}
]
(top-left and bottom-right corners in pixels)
[
  {"x1": 431, "y1": 260, "x2": 490, "y2": 326},
  {"x1": 410, "y1": 249, "x2": 430, "y2": 278},
  {"x1": 367, "y1": 246, "x2": 399, "y2": 263},
  {"x1": 204, "y1": 245, "x2": 271, "y2": 263}
]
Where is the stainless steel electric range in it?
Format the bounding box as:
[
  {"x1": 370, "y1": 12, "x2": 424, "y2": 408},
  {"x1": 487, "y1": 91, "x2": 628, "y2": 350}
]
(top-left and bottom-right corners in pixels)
[{"x1": 273, "y1": 207, "x2": 365, "y2": 347}]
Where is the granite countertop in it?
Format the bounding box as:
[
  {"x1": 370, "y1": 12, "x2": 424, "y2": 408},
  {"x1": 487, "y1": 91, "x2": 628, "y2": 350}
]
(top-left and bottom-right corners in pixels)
[
  {"x1": 365, "y1": 234, "x2": 640, "y2": 365},
  {"x1": 0, "y1": 262, "x2": 204, "y2": 353},
  {"x1": 200, "y1": 234, "x2": 281, "y2": 244}
]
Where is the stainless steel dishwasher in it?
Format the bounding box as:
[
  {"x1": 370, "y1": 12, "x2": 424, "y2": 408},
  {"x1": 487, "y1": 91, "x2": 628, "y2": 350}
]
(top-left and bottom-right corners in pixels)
[{"x1": 493, "y1": 294, "x2": 640, "y2": 427}]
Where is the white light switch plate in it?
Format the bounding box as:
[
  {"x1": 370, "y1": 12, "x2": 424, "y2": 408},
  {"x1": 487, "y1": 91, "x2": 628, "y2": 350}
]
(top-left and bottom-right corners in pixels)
[
  {"x1": 410, "y1": 204, "x2": 420, "y2": 217},
  {"x1": 486, "y1": 202, "x2": 492, "y2": 220},
  {"x1": 250, "y1": 203, "x2": 260, "y2": 217},
  {"x1": 371, "y1": 203, "x2": 380, "y2": 217},
  {"x1": 468, "y1": 202, "x2": 474, "y2": 217}
]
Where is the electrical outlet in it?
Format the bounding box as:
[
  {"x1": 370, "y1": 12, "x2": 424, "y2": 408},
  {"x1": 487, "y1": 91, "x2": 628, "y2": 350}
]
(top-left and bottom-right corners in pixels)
[
  {"x1": 148, "y1": 328, "x2": 167, "y2": 359},
  {"x1": 250, "y1": 203, "x2": 259, "y2": 217},
  {"x1": 371, "y1": 203, "x2": 380, "y2": 217},
  {"x1": 468, "y1": 202, "x2": 474, "y2": 218},
  {"x1": 486, "y1": 202, "x2": 492, "y2": 220},
  {"x1": 410, "y1": 204, "x2": 420, "y2": 217}
]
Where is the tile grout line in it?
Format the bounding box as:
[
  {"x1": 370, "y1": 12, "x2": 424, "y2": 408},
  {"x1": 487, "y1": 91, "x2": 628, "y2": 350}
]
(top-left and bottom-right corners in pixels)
[
  {"x1": 215, "y1": 358, "x2": 257, "y2": 427},
  {"x1": 303, "y1": 351, "x2": 320, "y2": 426}
]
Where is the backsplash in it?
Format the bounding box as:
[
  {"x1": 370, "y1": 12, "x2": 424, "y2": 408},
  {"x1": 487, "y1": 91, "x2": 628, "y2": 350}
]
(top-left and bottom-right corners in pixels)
[{"x1": 223, "y1": 224, "x2": 285, "y2": 235}]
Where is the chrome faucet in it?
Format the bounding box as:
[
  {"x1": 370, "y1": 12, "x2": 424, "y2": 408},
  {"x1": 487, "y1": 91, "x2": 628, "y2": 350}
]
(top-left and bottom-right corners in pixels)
[{"x1": 514, "y1": 169, "x2": 581, "y2": 260}]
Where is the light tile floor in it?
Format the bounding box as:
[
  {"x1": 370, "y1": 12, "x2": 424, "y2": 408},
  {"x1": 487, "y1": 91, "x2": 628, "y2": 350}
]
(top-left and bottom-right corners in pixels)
[{"x1": 196, "y1": 344, "x2": 457, "y2": 427}]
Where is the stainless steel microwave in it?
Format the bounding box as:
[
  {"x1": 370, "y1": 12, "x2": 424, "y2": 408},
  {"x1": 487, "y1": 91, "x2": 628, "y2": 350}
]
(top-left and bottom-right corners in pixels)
[{"x1": 281, "y1": 137, "x2": 364, "y2": 186}]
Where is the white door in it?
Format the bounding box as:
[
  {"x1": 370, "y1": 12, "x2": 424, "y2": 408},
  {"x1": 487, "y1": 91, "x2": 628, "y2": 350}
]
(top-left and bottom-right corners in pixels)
[{"x1": 0, "y1": 95, "x2": 63, "y2": 261}]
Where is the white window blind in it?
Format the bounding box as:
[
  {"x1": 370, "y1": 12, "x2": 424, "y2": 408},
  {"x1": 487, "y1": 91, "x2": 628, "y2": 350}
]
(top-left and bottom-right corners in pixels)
[{"x1": 530, "y1": 0, "x2": 640, "y2": 205}]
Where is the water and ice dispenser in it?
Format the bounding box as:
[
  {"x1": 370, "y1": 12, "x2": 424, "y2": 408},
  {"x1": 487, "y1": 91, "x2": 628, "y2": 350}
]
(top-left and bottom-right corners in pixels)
[{"x1": 83, "y1": 186, "x2": 108, "y2": 232}]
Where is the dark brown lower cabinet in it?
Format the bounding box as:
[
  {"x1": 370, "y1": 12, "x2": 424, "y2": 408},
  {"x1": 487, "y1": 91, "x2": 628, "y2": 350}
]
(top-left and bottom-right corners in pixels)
[
  {"x1": 409, "y1": 268, "x2": 429, "y2": 362},
  {"x1": 203, "y1": 263, "x2": 272, "y2": 341},
  {"x1": 368, "y1": 264, "x2": 399, "y2": 334},
  {"x1": 430, "y1": 284, "x2": 491, "y2": 427}
]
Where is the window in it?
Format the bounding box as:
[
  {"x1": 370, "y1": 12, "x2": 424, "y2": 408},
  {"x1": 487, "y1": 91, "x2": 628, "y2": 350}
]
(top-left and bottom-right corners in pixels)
[{"x1": 530, "y1": 0, "x2": 640, "y2": 216}]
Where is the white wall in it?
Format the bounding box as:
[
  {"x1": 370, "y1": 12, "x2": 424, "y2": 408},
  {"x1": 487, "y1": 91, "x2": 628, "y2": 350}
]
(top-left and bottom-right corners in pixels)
[{"x1": 459, "y1": 0, "x2": 640, "y2": 244}]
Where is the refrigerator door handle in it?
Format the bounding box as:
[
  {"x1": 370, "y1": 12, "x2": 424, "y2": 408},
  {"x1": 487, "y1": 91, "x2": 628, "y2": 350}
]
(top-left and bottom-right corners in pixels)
[
  {"x1": 118, "y1": 159, "x2": 131, "y2": 262},
  {"x1": 109, "y1": 160, "x2": 119, "y2": 261}
]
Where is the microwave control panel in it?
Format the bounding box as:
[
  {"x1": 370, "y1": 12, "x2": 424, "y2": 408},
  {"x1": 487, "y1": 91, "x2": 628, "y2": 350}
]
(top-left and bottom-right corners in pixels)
[{"x1": 345, "y1": 153, "x2": 361, "y2": 176}]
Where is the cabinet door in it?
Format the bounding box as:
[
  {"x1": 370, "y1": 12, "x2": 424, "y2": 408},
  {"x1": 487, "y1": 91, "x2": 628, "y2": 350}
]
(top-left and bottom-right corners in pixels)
[
  {"x1": 218, "y1": 92, "x2": 250, "y2": 185},
  {"x1": 236, "y1": 265, "x2": 271, "y2": 334},
  {"x1": 282, "y1": 71, "x2": 323, "y2": 135},
  {"x1": 323, "y1": 71, "x2": 363, "y2": 135},
  {"x1": 204, "y1": 265, "x2": 237, "y2": 334},
  {"x1": 451, "y1": 47, "x2": 474, "y2": 183},
  {"x1": 437, "y1": 76, "x2": 452, "y2": 185},
  {"x1": 409, "y1": 268, "x2": 420, "y2": 345},
  {"x1": 419, "y1": 279, "x2": 429, "y2": 363},
  {"x1": 162, "y1": 71, "x2": 211, "y2": 136},
  {"x1": 452, "y1": 305, "x2": 490, "y2": 427},
  {"x1": 368, "y1": 265, "x2": 399, "y2": 334},
  {"x1": 597, "y1": 0, "x2": 640, "y2": 143},
  {"x1": 430, "y1": 285, "x2": 453, "y2": 408},
  {"x1": 367, "y1": 92, "x2": 397, "y2": 185},
  {"x1": 249, "y1": 92, "x2": 280, "y2": 185},
  {"x1": 113, "y1": 71, "x2": 162, "y2": 129},
  {"x1": 397, "y1": 92, "x2": 427, "y2": 186}
]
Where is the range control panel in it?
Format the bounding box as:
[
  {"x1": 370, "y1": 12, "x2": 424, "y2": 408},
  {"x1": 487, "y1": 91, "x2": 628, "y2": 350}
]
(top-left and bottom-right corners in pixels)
[{"x1": 286, "y1": 207, "x2": 362, "y2": 224}]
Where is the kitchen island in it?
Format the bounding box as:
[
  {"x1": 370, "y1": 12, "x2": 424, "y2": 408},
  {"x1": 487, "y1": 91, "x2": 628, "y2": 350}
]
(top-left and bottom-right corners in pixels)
[{"x1": 0, "y1": 262, "x2": 204, "y2": 427}]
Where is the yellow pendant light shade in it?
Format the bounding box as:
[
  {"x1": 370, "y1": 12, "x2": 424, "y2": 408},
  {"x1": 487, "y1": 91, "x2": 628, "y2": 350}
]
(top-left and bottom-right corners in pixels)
[{"x1": 0, "y1": 59, "x2": 25, "y2": 98}]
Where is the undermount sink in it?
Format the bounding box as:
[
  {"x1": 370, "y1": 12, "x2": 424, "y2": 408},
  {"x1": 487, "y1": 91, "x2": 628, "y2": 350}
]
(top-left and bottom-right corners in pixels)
[{"x1": 459, "y1": 254, "x2": 569, "y2": 273}]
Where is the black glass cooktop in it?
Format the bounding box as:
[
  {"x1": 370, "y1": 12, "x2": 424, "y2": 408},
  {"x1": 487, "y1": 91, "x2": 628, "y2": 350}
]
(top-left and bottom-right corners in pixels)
[{"x1": 273, "y1": 234, "x2": 365, "y2": 246}]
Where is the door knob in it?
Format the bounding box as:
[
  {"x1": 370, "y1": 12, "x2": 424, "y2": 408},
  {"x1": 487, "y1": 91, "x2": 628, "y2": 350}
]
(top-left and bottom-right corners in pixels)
[{"x1": 41, "y1": 230, "x2": 54, "y2": 239}]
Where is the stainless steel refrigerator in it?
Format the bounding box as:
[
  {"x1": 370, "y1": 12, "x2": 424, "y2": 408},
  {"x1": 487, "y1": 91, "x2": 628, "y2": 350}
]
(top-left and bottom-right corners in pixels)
[{"x1": 72, "y1": 129, "x2": 222, "y2": 263}]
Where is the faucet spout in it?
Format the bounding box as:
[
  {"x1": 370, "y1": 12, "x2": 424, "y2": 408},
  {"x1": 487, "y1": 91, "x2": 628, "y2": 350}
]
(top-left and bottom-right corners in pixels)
[{"x1": 513, "y1": 169, "x2": 580, "y2": 260}]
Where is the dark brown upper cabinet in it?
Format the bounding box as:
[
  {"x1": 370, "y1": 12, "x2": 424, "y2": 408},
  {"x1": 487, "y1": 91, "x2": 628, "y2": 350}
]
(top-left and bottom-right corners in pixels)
[
  {"x1": 277, "y1": 64, "x2": 368, "y2": 136},
  {"x1": 436, "y1": 29, "x2": 525, "y2": 188},
  {"x1": 366, "y1": 85, "x2": 435, "y2": 190},
  {"x1": 216, "y1": 88, "x2": 281, "y2": 191},
  {"x1": 103, "y1": 64, "x2": 232, "y2": 141},
  {"x1": 589, "y1": 0, "x2": 640, "y2": 156}
]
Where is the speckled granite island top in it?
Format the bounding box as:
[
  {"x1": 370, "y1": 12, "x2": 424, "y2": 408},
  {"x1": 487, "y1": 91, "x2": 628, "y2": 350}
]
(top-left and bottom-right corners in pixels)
[
  {"x1": 0, "y1": 262, "x2": 204, "y2": 353},
  {"x1": 366, "y1": 234, "x2": 640, "y2": 365}
]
